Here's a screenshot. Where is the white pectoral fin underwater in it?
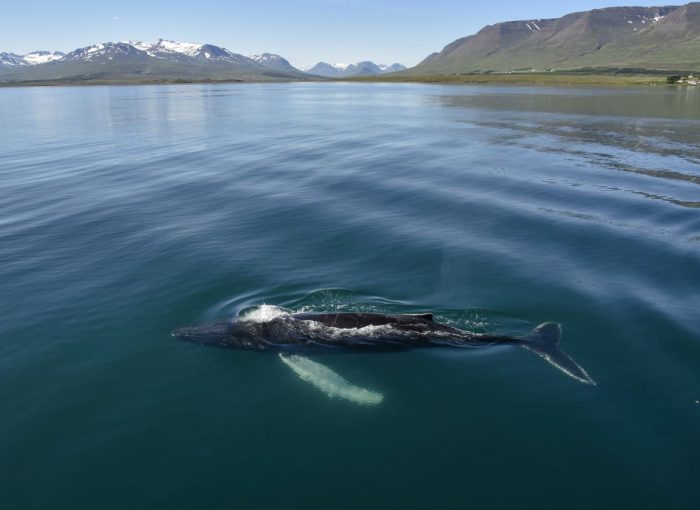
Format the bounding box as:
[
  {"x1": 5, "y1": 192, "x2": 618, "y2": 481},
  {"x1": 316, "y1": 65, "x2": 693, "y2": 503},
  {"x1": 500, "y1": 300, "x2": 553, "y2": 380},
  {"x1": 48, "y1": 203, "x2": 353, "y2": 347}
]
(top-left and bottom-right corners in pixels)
[
  {"x1": 172, "y1": 308, "x2": 596, "y2": 405},
  {"x1": 279, "y1": 354, "x2": 384, "y2": 406}
]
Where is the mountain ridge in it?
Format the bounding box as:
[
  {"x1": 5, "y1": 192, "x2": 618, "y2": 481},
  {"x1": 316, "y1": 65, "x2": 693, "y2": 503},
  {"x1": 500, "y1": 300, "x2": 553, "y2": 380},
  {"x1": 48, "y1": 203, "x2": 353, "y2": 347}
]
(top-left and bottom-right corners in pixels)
[
  {"x1": 306, "y1": 61, "x2": 406, "y2": 77},
  {"x1": 0, "y1": 39, "x2": 311, "y2": 83},
  {"x1": 412, "y1": 3, "x2": 700, "y2": 73},
  {"x1": 0, "y1": 39, "x2": 406, "y2": 83}
]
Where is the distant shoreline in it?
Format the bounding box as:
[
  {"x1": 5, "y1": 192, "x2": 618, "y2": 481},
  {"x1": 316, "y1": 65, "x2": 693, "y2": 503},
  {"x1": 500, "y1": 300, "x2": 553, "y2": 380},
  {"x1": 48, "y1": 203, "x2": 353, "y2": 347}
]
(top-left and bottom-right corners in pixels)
[
  {"x1": 0, "y1": 72, "x2": 697, "y2": 89},
  {"x1": 0, "y1": 77, "x2": 318, "y2": 88},
  {"x1": 346, "y1": 72, "x2": 696, "y2": 88}
]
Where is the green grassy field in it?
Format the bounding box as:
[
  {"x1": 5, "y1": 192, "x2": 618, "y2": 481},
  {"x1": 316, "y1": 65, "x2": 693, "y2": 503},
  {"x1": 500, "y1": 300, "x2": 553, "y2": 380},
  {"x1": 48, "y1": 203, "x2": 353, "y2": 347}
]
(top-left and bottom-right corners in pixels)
[{"x1": 346, "y1": 72, "x2": 679, "y2": 87}]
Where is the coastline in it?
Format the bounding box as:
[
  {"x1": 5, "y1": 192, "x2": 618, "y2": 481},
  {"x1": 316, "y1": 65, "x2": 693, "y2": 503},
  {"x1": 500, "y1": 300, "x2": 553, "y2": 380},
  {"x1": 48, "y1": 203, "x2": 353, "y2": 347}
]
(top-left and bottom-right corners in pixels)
[
  {"x1": 1, "y1": 72, "x2": 697, "y2": 89},
  {"x1": 345, "y1": 72, "x2": 686, "y2": 88}
]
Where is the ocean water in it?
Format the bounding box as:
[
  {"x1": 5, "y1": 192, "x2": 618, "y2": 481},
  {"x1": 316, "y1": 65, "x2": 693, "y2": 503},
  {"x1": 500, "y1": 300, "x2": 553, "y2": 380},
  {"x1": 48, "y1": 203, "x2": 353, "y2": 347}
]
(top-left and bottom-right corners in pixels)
[{"x1": 0, "y1": 82, "x2": 698, "y2": 509}]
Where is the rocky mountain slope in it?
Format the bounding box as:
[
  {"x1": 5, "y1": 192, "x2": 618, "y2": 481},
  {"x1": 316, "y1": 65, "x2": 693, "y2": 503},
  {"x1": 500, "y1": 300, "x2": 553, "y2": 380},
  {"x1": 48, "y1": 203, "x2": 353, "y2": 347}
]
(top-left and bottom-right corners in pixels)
[{"x1": 412, "y1": 3, "x2": 700, "y2": 73}]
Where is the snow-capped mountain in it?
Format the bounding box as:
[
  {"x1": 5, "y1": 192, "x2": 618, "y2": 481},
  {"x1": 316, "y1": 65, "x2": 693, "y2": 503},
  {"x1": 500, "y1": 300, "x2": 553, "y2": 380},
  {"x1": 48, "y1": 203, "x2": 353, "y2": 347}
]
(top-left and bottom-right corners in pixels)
[
  {"x1": 0, "y1": 53, "x2": 26, "y2": 66},
  {"x1": 0, "y1": 39, "x2": 310, "y2": 83},
  {"x1": 307, "y1": 61, "x2": 406, "y2": 77},
  {"x1": 127, "y1": 39, "x2": 255, "y2": 65},
  {"x1": 0, "y1": 51, "x2": 65, "y2": 67},
  {"x1": 0, "y1": 40, "x2": 285, "y2": 69},
  {"x1": 59, "y1": 40, "x2": 257, "y2": 66},
  {"x1": 0, "y1": 39, "x2": 398, "y2": 81},
  {"x1": 249, "y1": 53, "x2": 298, "y2": 71},
  {"x1": 64, "y1": 42, "x2": 146, "y2": 62}
]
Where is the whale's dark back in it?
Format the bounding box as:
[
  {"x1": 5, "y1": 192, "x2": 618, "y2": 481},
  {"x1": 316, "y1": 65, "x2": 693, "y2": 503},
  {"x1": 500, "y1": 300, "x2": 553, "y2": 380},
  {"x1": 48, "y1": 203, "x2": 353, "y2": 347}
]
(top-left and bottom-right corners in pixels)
[{"x1": 291, "y1": 312, "x2": 439, "y2": 330}]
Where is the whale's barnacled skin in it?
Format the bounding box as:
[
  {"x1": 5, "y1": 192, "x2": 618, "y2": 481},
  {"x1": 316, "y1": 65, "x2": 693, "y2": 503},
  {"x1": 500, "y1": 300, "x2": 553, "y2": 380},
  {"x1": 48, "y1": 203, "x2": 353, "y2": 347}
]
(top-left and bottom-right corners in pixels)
[{"x1": 172, "y1": 310, "x2": 596, "y2": 385}]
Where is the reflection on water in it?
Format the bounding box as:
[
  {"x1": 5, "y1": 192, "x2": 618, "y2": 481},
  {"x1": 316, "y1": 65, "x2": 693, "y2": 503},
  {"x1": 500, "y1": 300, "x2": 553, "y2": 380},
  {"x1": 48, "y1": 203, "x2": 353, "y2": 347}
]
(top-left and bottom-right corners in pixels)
[
  {"x1": 437, "y1": 88, "x2": 700, "y2": 213},
  {"x1": 437, "y1": 85, "x2": 700, "y2": 119}
]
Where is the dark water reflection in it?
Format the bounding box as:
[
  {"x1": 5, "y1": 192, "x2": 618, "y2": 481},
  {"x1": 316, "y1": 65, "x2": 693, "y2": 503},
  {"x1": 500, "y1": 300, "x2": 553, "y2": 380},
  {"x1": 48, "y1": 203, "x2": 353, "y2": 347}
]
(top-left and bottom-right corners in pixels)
[
  {"x1": 439, "y1": 87, "x2": 700, "y2": 212},
  {"x1": 437, "y1": 85, "x2": 700, "y2": 119}
]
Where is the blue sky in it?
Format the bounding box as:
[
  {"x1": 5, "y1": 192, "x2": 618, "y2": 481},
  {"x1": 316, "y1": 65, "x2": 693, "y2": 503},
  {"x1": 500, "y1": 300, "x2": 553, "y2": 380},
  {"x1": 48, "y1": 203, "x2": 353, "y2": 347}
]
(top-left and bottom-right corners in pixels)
[{"x1": 1, "y1": 0, "x2": 687, "y2": 67}]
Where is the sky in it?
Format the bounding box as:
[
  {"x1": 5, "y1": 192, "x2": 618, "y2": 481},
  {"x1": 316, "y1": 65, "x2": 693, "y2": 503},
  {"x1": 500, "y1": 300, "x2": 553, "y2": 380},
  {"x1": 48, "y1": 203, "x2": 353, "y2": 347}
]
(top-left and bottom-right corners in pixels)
[{"x1": 0, "y1": 0, "x2": 688, "y2": 68}]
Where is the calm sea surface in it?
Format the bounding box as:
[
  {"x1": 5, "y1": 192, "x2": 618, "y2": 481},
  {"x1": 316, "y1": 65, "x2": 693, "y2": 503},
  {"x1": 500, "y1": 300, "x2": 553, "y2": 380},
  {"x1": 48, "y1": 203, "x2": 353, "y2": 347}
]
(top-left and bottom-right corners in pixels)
[{"x1": 1, "y1": 83, "x2": 698, "y2": 509}]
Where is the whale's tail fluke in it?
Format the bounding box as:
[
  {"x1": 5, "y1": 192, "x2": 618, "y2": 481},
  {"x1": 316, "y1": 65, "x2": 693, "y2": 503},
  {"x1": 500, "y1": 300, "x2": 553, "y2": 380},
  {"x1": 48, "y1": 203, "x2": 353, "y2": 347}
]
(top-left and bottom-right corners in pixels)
[{"x1": 520, "y1": 323, "x2": 596, "y2": 385}]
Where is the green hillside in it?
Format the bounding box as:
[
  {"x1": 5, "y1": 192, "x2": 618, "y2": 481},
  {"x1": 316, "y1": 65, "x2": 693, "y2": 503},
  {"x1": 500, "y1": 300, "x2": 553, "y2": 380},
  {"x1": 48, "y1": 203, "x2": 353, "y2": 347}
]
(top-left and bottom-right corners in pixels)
[{"x1": 411, "y1": 3, "x2": 700, "y2": 74}]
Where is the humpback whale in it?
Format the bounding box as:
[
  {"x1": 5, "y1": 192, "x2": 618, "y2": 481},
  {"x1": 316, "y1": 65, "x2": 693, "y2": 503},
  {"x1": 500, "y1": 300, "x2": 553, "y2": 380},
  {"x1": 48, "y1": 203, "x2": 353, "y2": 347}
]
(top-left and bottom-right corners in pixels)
[{"x1": 173, "y1": 307, "x2": 595, "y2": 404}]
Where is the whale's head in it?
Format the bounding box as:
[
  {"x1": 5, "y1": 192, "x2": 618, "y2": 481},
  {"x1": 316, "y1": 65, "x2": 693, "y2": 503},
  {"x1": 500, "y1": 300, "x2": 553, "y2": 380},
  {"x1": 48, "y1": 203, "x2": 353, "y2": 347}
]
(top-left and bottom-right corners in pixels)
[
  {"x1": 172, "y1": 320, "x2": 234, "y2": 346},
  {"x1": 171, "y1": 320, "x2": 263, "y2": 348}
]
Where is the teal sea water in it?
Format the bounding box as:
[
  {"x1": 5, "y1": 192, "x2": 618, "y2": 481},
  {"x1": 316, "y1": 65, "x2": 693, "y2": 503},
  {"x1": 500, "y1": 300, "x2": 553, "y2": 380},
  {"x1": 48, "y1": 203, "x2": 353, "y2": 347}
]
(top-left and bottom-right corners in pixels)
[{"x1": 1, "y1": 83, "x2": 698, "y2": 509}]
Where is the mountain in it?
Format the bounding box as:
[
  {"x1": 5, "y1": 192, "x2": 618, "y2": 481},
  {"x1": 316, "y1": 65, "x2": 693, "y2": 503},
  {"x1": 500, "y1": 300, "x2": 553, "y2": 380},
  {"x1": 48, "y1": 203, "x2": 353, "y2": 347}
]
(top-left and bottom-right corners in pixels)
[
  {"x1": 412, "y1": 3, "x2": 700, "y2": 73},
  {"x1": 0, "y1": 50, "x2": 64, "y2": 67},
  {"x1": 307, "y1": 60, "x2": 406, "y2": 77},
  {"x1": 127, "y1": 39, "x2": 255, "y2": 65},
  {"x1": 249, "y1": 53, "x2": 299, "y2": 72},
  {"x1": 0, "y1": 53, "x2": 26, "y2": 67},
  {"x1": 306, "y1": 62, "x2": 347, "y2": 77},
  {"x1": 348, "y1": 61, "x2": 383, "y2": 75},
  {"x1": 63, "y1": 42, "x2": 147, "y2": 62},
  {"x1": 567, "y1": 3, "x2": 700, "y2": 70},
  {"x1": 0, "y1": 39, "x2": 404, "y2": 84},
  {"x1": 0, "y1": 39, "x2": 309, "y2": 84},
  {"x1": 380, "y1": 63, "x2": 407, "y2": 73}
]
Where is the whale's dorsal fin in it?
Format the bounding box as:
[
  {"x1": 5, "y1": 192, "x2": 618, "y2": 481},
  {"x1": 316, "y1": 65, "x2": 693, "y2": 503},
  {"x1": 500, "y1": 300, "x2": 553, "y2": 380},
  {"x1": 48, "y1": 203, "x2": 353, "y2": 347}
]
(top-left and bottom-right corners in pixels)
[{"x1": 411, "y1": 313, "x2": 434, "y2": 321}]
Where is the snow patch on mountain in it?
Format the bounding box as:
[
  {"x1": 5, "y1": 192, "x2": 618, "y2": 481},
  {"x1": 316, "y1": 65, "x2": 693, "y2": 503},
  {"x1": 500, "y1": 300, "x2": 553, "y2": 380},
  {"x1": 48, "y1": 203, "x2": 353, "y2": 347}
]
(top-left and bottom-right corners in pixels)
[
  {"x1": 624, "y1": 12, "x2": 667, "y2": 27},
  {"x1": 154, "y1": 40, "x2": 202, "y2": 56},
  {"x1": 129, "y1": 39, "x2": 205, "y2": 58},
  {"x1": 23, "y1": 51, "x2": 65, "y2": 64}
]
